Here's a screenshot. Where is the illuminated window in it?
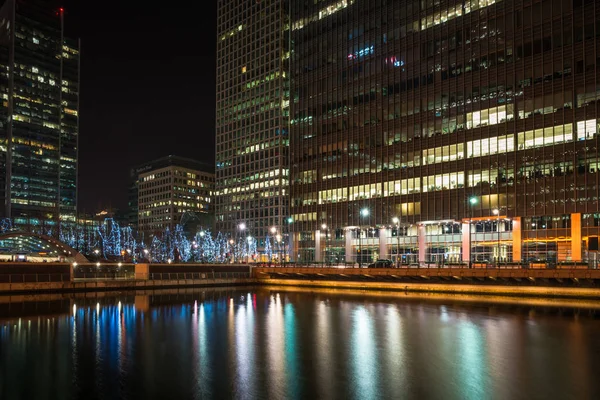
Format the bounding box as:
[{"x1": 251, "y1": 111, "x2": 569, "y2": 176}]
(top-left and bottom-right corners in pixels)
[
  {"x1": 422, "y1": 172, "x2": 464, "y2": 193},
  {"x1": 467, "y1": 135, "x2": 515, "y2": 158},
  {"x1": 518, "y1": 124, "x2": 573, "y2": 149},
  {"x1": 466, "y1": 104, "x2": 513, "y2": 129},
  {"x1": 577, "y1": 119, "x2": 598, "y2": 140},
  {"x1": 242, "y1": 66, "x2": 247, "y2": 73}
]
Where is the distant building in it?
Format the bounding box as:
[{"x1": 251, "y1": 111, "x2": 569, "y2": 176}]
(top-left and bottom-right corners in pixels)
[
  {"x1": 0, "y1": 0, "x2": 80, "y2": 229},
  {"x1": 131, "y1": 156, "x2": 214, "y2": 239}
]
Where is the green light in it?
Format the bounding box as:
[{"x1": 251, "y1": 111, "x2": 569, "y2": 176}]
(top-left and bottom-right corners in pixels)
[{"x1": 469, "y1": 197, "x2": 478, "y2": 205}]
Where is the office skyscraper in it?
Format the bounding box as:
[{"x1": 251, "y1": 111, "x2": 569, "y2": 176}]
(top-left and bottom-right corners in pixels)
[
  {"x1": 0, "y1": 0, "x2": 79, "y2": 229},
  {"x1": 289, "y1": 0, "x2": 600, "y2": 264},
  {"x1": 215, "y1": 0, "x2": 291, "y2": 250}
]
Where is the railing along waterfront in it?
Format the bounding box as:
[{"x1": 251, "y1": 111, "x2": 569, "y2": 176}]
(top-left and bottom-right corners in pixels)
[
  {"x1": 150, "y1": 272, "x2": 250, "y2": 280},
  {"x1": 253, "y1": 261, "x2": 598, "y2": 269},
  {"x1": 0, "y1": 273, "x2": 70, "y2": 283}
]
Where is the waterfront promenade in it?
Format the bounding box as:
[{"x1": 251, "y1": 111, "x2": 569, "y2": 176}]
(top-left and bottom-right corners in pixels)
[{"x1": 2, "y1": 262, "x2": 600, "y2": 299}]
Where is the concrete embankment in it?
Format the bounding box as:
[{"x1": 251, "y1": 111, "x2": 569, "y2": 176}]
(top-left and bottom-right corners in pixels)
[
  {"x1": 0, "y1": 262, "x2": 253, "y2": 294},
  {"x1": 256, "y1": 278, "x2": 600, "y2": 299},
  {"x1": 0, "y1": 278, "x2": 257, "y2": 294},
  {"x1": 253, "y1": 266, "x2": 600, "y2": 299},
  {"x1": 3, "y1": 263, "x2": 600, "y2": 300}
]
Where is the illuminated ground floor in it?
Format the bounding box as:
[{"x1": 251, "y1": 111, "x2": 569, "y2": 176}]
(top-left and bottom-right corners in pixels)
[{"x1": 291, "y1": 213, "x2": 600, "y2": 266}]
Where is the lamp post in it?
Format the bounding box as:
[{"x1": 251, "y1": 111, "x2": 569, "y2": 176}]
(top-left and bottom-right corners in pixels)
[
  {"x1": 493, "y1": 208, "x2": 500, "y2": 264},
  {"x1": 359, "y1": 208, "x2": 369, "y2": 267},
  {"x1": 321, "y1": 223, "x2": 328, "y2": 265},
  {"x1": 237, "y1": 223, "x2": 246, "y2": 263},
  {"x1": 468, "y1": 196, "x2": 478, "y2": 268},
  {"x1": 276, "y1": 233, "x2": 282, "y2": 267},
  {"x1": 392, "y1": 217, "x2": 400, "y2": 268},
  {"x1": 271, "y1": 226, "x2": 277, "y2": 264},
  {"x1": 286, "y1": 217, "x2": 293, "y2": 264},
  {"x1": 246, "y1": 236, "x2": 252, "y2": 263}
]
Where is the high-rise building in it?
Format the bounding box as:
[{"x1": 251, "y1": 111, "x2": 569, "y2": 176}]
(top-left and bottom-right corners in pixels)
[
  {"x1": 134, "y1": 155, "x2": 214, "y2": 239},
  {"x1": 0, "y1": 0, "x2": 79, "y2": 229},
  {"x1": 289, "y1": 0, "x2": 600, "y2": 265},
  {"x1": 215, "y1": 0, "x2": 291, "y2": 250}
]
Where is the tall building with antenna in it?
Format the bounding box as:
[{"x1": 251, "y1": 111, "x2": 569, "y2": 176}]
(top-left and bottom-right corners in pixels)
[{"x1": 0, "y1": 0, "x2": 80, "y2": 230}]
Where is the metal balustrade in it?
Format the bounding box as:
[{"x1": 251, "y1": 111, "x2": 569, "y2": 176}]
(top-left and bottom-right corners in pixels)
[
  {"x1": 0, "y1": 273, "x2": 70, "y2": 283},
  {"x1": 150, "y1": 272, "x2": 250, "y2": 280},
  {"x1": 253, "y1": 261, "x2": 599, "y2": 269}
]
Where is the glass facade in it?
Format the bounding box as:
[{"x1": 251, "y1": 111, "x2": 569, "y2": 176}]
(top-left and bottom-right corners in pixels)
[
  {"x1": 0, "y1": 1, "x2": 79, "y2": 229},
  {"x1": 289, "y1": 0, "x2": 600, "y2": 264},
  {"x1": 215, "y1": 0, "x2": 291, "y2": 249}
]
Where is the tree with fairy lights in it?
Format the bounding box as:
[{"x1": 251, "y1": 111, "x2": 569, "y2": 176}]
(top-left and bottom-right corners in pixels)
[
  {"x1": 0, "y1": 218, "x2": 12, "y2": 233},
  {"x1": 96, "y1": 218, "x2": 121, "y2": 258},
  {"x1": 247, "y1": 236, "x2": 257, "y2": 262},
  {"x1": 264, "y1": 234, "x2": 273, "y2": 262},
  {"x1": 213, "y1": 232, "x2": 228, "y2": 263},
  {"x1": 196, "y1": 231, "x2": 212, "y2": 262},
  {"x1": 172, "y1": 224, "x2": 190, "y2": 262}
]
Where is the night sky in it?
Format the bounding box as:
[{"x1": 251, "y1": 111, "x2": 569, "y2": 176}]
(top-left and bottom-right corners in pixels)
[{"x1": 61, "y1": 1, "x2": 216, "y2": 213}]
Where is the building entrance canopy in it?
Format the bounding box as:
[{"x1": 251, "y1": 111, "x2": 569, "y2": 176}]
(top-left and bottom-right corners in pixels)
[{"x1": 0, "y1": 231, "x2": 88, "y2": 263}]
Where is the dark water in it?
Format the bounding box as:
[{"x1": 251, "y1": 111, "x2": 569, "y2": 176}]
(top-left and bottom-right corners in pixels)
[{"x1": 1, "y1": 288, "x2": 600, "y2": 400}]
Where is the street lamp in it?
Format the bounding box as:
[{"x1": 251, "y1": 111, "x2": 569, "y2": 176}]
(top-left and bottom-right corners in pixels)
[
  {"x1": 285, "y1": 218, "x2": 293, "y2": 264},
  {"x1": 493, "y1": 208, "x2": 500, "y2": 264},
  {"x1": 321, "y1": 224, "x2": 328, "y2": 265},
  {"x1": 392, "y1": 217, "x2": 400, "y2": 267},
  {"x1": 359, "y1": 208, "x2": 369, "y2": 267},
  {"x1": 276, "y1": 233, "x2": 282, "y2": 266},
  {"x1": 270, "y1": 226, "x2": 278, "y2": 264},
  {"x1": 246, "y1": 236, "x2": 252, "y2": 263},
  {"x1": 468, "y1": 196, "x2": 478, "y2": 268},
  {"x1": 237, "y1": 223, "x2": 246, "y2": 263}
]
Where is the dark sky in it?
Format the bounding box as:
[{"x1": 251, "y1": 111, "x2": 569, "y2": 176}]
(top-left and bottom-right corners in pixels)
[{"x1": 62, "y1": 1, "x2": 216, "y2": 213}]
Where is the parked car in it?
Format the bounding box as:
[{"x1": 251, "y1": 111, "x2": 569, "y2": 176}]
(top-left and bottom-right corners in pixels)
[{"x1": 368, "y1": 259, "x2": 393, "y2": 268}]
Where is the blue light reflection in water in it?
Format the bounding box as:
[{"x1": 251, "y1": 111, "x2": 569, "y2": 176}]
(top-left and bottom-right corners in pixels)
[{"x1": 0, "y1": 290, "x2": 600, "y2": 400}]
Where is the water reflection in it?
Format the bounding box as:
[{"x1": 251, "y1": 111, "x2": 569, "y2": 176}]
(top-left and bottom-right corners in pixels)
[
  {"x1": 351, "y1": 306, "x2": 379, "y2": 399},
  {"x1": 1, "y1": 289, "x2": 600, "y2": 399},
  {"x1": 266, "y1": 294, "x2": 285, "y2": 398}
]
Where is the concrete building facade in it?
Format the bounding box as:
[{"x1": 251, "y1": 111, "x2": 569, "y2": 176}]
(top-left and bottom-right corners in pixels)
[{"x1": 135, "y1": 156, "x2": 214, "y2": 239}]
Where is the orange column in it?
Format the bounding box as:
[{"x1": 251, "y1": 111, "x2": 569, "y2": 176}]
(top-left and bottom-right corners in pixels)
[
  {"x1": 461, "y1": 221, "x2": 470, "y2": 263},
  {"x1": 512, "y1": 217, "x2": 521, "y2": 262},
  {"x1": 315, "y1": 230, "x2": 322, "y2": 262},
  {"x1": 571, "y1": 213, "x2": 582, "y2": 261},
  {"x1": 135, "y1": 263, "x2": 149, "y2": 280},
  {"x1": 418, "y1": 225, "x2": 426, "y2": 264}
]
